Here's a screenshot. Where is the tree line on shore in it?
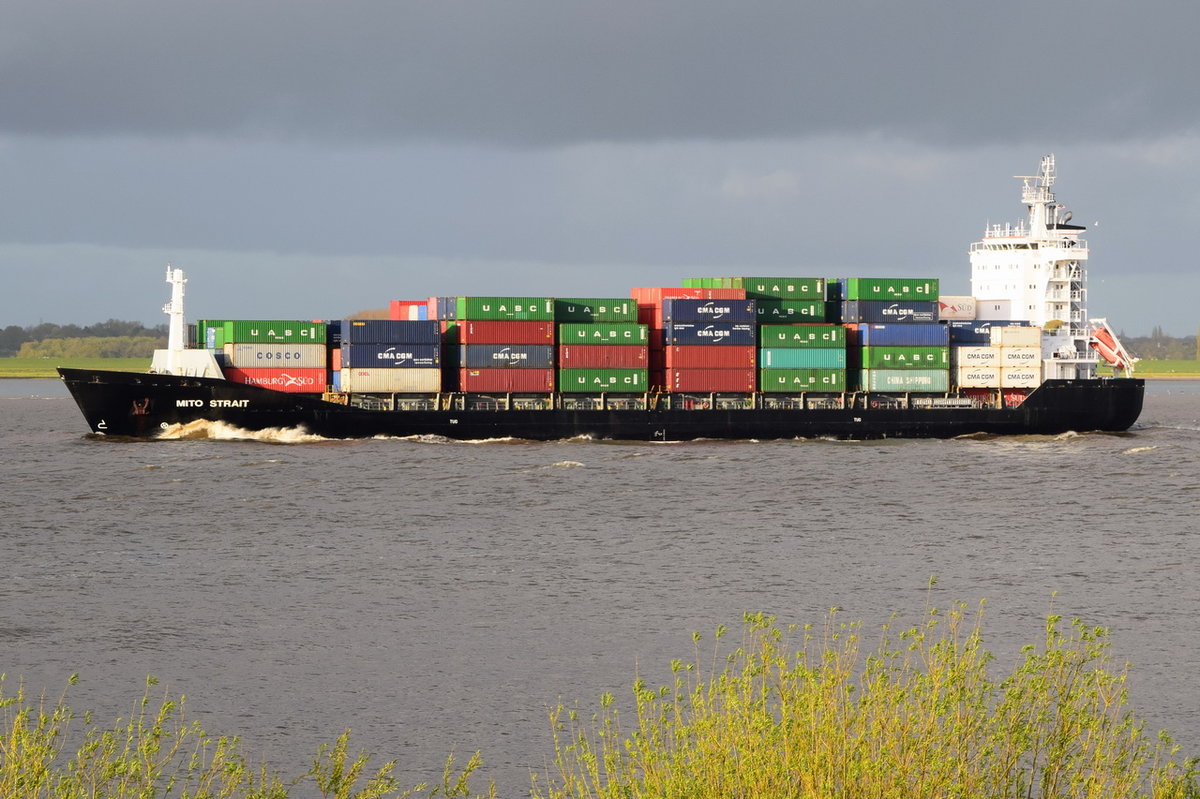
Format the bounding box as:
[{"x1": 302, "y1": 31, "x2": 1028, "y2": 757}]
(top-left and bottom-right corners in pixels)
[{"x1": 0, "y1": 319, "x2": 167, "y2": 357}]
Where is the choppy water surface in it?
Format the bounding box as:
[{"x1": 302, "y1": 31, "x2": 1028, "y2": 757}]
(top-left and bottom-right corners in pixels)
[{"x1": 2, "y1": 377, "x2": 1198, "y2": 795}]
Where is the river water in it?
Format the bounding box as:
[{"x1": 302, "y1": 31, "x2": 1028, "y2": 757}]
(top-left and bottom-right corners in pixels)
[{"x1": 2, "y1": 377, "x2": 1198, "y2": 795}]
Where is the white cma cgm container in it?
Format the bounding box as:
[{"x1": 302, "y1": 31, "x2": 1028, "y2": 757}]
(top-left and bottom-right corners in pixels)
[
  {"x1": 951, "y1": 346, "x2": 999, "y2": 367},
  {"x1": 998, "y1": 347, "x2": 1041, "y2": 367},
  {"x1": 1000, "y1": 367, "x2": 1043, "y2": 388},
  {"x1": 338, "y1": 368, "x2": 442, "y2": 393},
  {"x1": 955, "y1": 366, "x2": 1000, "y2": 388},
  {"x1": 990, "y1": 325, "x2": 1041, "y2": 347},
  {"x1": 225, "y1": 343, "x2": 327, "y2": 368}
]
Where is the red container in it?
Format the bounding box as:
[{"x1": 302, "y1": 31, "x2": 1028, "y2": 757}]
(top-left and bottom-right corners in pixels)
[
  {"x1": 663, "y1": 345, "x2": 756, "y2": 369},
  {"x1": 458, "y1": 368, "x2": 555, "y2": 392},
  {"x1": 632, "y1": 287, "x2": 748, "y2": 328},
  {"x1": 456, "y1": 320, "x2": 555, "y2": 345},
  {"x1": 558, "y1": 344, "x2": 648, "y2": 368},
  {"x1": 331, "y1": 347, "x2": 342, "y2": 371},
  {"x1": 389, "y1": 300, "x2": 426, "y2": 320},
  {"x1": 667, "y1": 368, "x2": 757, "y2": 392},
  {"x1": 224, "y1": 367, "x2": 327, "y2": 393}
]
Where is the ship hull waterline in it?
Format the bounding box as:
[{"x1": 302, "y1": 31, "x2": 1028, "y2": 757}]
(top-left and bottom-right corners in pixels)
[{"x1": 58, "y1": 368, "x2": 1145, "y2": 441}]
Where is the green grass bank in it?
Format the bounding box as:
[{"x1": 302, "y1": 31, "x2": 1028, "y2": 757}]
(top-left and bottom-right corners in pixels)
[
  {"x1": 0, "y1": 357, "x2": 151, "y2": 378},
  {"x1": 3, "y1": 606, "x2": 1197, "y2": 798}
]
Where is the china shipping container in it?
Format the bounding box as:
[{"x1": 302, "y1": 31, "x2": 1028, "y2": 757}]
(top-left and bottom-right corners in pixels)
[
  {"x1": 342, "y1": 343, "x2": 441, "y2": 369},
  {"x1": 758, "y1": 369, "x2": 847, "y2": 392},
  {"x1": 558, "y1": 345, "x2": 649, "y2": 368},
  {"x1": 858, "y1": 369, "x2": 951, "y2": 392},
  {"x1": 758, "y1": 348, "x2": 847, "y2": 369},
  {"x1": 340, "y1": 368, "x2": 443, "y2": 393},
  {"x1": 851, "y1": 323, "x2": 949, "y2": 347},
  {"x1": 459, "y1": 368, "x2": 555, "y2": 392},
  {"x1": 553, "y1": 298, "x2": 639, "y2": 322},
  {"x1": 459, "y1": 344, "x2": 555, "y2": 369},
  {"x1": 666, "y1": 368, "x2": 757, "y2": 393},
  {"x1": 558, "y1": 368, "x2": 648, "y2": 392},
  {"x1": 343, "y1": 319, "x2": 440, "y2": 344},
  {"x1": 839, "y1": 301, "x2": 939, "y2": 324},
  {"x1": 758, "y1": 324, "x2": 846, "y2": 348},
  {"x1": 226, "y1": 343, "x2": 327, "y2": 369},
  {"x1": 455, "y1": 320, "x2": 556, "y2": 345},
  {"x1": 223, "y1": 367, "x2": 328, "y2": 393}
]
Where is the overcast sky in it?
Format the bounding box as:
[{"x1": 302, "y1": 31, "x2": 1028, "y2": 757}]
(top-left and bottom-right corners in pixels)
[{"x1": 3, "y1": 1, "x2": 1197, "y2": 334}]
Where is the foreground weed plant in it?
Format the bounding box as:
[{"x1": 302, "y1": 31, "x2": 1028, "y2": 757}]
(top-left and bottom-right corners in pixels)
[
  {"x1": 533, "y1": 603, "x2": 1199, "y2": 799},
  {"x1": 0, "y1": 675, "x2": 493, "y2": 799}
]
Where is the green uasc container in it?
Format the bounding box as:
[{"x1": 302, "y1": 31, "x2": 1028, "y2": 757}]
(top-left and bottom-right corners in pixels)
[
  {"x1": 841, "y1": 278, "x2": 939, "y2": 301},
  {"x1": 860, "y1": 369, "x2": 950, "y2": 392},
  {"x1": 737, "y1": 277, "x2": 826, "y2": 300},
  {"x1": 195, "y1": 319, "x2": 230, "y2": 349},
  {"x1": 226, "y1": 320, "x2": 327, "y2": 344},
  {"x1": 758, "y1": 324, "x2": 846, "y2": 348},
  {"x1": 554, "y1": 298, "x2": 639, "y2": 322},
  {"x1": 861, "y1": 346, "x2": 950, "y2": 369},
  {"x1": 558, "y1": 323, "x2": 648, "y2": 344},
  {"x1": 759, "y1": 348, "x2": 846, "y2": 369},
  {"x1": 759, "y1": 369, "x2": 846, "y2": 392},
  {"x1": 457, "y1": 296, "x2": 555, "y2": 321},
  {"x1": 754, "y1": 299, "x2": 826, "y2": 322},
  {"x1": 558, "y1": 368, "x2": 647, "y2": 392}
]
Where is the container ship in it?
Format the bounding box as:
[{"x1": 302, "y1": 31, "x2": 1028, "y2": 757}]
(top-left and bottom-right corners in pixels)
[{"x1": 60, "y1": 156, "x2": 1143, "y2": 441}]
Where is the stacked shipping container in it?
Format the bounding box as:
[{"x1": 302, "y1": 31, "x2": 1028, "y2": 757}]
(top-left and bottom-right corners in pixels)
[
  {"x1": 657, "y1": 298, "x2": 757, "y2": 392},
  {"x1": 218, "y1": 320, "x2": 328, "y2": 393},
  {"x1": 338, "y1": 320, "x2": 441, "y2": 393},
  {"x1": 555, "y1": 298, "x2": 648, "y2": 392},
  {"x1": 758, "y1": 324, "x2": 848, "y2": 392},
  {"x1": 450, "y1": 298, "x2": 557, "y2": 392}
]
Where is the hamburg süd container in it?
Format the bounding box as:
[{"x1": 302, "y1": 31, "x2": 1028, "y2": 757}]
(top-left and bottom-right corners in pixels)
[
  {"x1": 458, "y1": 297, "x2": 555, "y2": 321},
  {"x1": 343, "y1": 319, "x2": 441, "y2": 344},
  {"x1": 342, "y1": 343, "x2": 441, "y2": 369},
  {"x1": 226, "y1": 343, "x2": 327, "y2": 369},
  {"x1": 459, "y1": 368, "x2": 556, "y2": 392},
  {"x1": 666, "y1": 368, "x2": 757, "y2": 393},
  {"x1": 459, "y1": 344, "x2": 555, "y2": 369},
  {"x1": 839, "y1": 301, "x2": 939, "y2": 324},
  {"x1": 839, "y1": 278, "x2": 939, "y2": 301},
  {"x1": 662, "y1": 323, "x2": 756, "y2": 346},
  {"x1": 860, "y1": 346, "x2": 950, "y2": 369},
  {"x1": 758, "y1": 348, "x2": 847, "y2": 369},
  {"x1": 339, "y1": 368, "x2": 442, "y2": 393},
  {"x1": 859, "y1": 369, "x2": 951, "y2": 392},
  {"x1": 758, "y1": 324, "x2": 846, "y2": 348},
  {"x1": 754, "y1": 299, "x2": 826, "y2": 322},
  {"x1": 558, "y1": 368, "x2": 648, "y2": 392},
  {"x1": 758, "y1": 369, "x2": 847, "y2": 392},
  {"x1": 937, "y1": 296, "x2": 977, "y2": 320},
  {"x1": 223, "y1": 367, "x2": 328, "y2": 393},
  {"x1": 225, "y1": 321, "x2": 327, "y2": 344},
  {"x1": 455, "y1": 320, "x2": 556, "y2": 345},
  {"x1": 558, "y1": 323, "x2": 649, "y2": 344},
  {"x1": 557, "y1": 344, "x2": 649, "y2": 368},
  {"x1": 553, "y1": 298, "x2": 639, "y2": 322},
  {"x1": 660, "y1": 298, "x2": 757, "y2": 323}
]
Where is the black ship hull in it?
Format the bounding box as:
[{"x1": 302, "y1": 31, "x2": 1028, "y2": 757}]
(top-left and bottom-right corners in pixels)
[{"x1": 58, "y1": 368, "x2": 1145, "y2": 441}]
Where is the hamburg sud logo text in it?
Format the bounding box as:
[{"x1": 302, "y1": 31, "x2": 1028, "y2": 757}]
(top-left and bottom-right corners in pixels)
[{"x1": 250, "y1": 372, "x2": 316, "y2": 387}]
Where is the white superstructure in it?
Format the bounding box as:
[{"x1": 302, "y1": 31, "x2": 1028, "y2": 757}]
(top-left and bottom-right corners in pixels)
[
  {"x1": 149, "y1": 265, "x2": 223, "y2": 378},
  {"x1": 969, "y1": 155, "x2": 1097, "y2": 379}
]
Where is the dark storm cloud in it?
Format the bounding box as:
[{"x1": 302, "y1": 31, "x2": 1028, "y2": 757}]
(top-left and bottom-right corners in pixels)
[{"x1": 3, "y1": 1, "x2": 1196, "y2": 146}]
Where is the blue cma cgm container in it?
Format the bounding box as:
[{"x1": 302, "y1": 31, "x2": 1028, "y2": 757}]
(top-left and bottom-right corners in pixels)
[
  {"x1": 854, "y1": 324, "x2": 949, "y2": 347},
  {"x1": 660, "y1": 298, "x2": 757, "y2": 323},
  {"x1": 342, "y1": 320, "x2": 442, "y2": 344},
  {"x1": 663, "y1": 323, "x2": 758, "y2": 346},
  {"x1": 945, "y1": 320, "x2": 1031, "y2": 345},
  {"x1": 342, "y1": 343, "x2": 441, "y2": 368},
  {"x1": 459, "y1": 344, "x2": 556, "y2": 369}
]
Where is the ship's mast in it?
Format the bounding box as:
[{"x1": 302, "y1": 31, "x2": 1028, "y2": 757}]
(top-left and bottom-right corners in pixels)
[{"x1": 150, "y1": 265, "x2": 223, "y2": 378}]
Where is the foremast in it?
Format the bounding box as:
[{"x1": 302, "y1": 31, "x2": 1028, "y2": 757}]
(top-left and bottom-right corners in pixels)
[
  {"x1": 969, "y1": 154, "x2": 1097, "y2": 379},
  {"x1": 149, "y1": 265, "x2": 223, "y2": 378}
]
